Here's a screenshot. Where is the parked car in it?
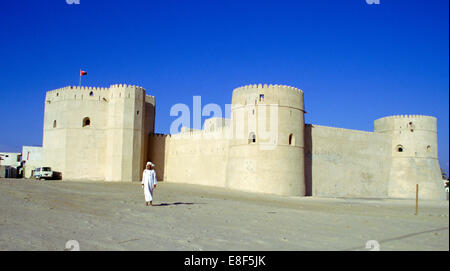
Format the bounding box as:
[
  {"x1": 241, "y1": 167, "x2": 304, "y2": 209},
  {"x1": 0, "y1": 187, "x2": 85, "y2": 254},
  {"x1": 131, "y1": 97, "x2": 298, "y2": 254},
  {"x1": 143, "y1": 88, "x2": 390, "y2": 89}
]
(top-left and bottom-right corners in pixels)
[{"x1": 33, "y1": 167, "x2": 53, "y2": 180}]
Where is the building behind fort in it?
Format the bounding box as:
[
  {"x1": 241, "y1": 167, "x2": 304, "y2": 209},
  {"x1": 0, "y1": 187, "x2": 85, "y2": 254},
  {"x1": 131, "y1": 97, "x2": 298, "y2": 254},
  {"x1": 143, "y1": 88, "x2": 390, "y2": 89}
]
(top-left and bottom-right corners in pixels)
[{"x1": 17, "y1": 83, "x2": 447, "y2": 200}]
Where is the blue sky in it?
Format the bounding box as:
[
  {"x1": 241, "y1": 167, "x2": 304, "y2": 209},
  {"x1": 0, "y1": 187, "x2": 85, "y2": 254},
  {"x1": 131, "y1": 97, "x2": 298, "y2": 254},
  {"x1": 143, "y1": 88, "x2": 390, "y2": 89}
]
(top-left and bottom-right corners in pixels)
[{"x1": 0, "y1": 0, "x2": 448, "y2": 174}]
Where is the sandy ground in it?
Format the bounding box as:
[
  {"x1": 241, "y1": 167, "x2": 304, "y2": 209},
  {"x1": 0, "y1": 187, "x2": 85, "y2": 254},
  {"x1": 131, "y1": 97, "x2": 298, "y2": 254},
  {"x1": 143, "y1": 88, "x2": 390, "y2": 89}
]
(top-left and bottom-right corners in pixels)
[{"x1": 0, "y1": 178, "x2": 448, "y2": 251}]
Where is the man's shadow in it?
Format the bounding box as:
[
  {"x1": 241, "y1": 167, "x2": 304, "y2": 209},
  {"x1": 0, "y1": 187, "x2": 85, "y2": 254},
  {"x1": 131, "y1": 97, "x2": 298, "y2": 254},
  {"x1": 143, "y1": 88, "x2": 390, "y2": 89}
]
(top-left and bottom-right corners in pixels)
[{"x1": 153, "y1": 202, "x2": 197, "y2": 207}]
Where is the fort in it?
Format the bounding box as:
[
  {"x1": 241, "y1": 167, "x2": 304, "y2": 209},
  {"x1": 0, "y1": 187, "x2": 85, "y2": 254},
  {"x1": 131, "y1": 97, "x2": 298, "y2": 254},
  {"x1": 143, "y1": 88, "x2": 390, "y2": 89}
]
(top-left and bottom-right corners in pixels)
[{"x1": 30, "y1": 83, "x2": 446, "y2": 200}]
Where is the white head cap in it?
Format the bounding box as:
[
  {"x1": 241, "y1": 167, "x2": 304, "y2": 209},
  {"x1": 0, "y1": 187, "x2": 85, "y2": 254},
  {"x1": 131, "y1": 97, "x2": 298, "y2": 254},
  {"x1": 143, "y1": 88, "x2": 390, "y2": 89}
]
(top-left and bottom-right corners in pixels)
[{"x1": 146, "y1": 161, "x2": 155, "y2": 167}]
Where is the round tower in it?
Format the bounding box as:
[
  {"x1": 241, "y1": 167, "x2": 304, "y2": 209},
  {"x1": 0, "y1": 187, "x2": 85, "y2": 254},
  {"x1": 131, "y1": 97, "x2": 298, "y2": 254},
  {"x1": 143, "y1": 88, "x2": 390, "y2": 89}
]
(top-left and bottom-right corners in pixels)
[
  {"x1": 374, "y1": 115, "x2": 446, "y2": 200},
  {"x1": 225, "y1": 84, "x2": 306, "y2": 196}
]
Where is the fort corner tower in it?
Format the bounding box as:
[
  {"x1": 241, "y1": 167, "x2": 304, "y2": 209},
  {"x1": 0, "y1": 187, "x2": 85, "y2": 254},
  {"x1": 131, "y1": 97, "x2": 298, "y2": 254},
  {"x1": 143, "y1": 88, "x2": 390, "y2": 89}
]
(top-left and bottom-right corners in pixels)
[
  {"x1": 374, "y1": 115, "x2": 446, "y2": 200},
  {"x1": 42, "y1": 84, "x2": 155, "y2": 182}
]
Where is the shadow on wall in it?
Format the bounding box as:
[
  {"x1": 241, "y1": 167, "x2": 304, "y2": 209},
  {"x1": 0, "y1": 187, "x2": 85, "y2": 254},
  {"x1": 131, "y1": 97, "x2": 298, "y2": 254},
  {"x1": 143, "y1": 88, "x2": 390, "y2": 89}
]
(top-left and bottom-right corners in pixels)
[
  {"x1": 304, "y1": 124, "x2": 313, "y2": 196},
  {"x1": 148, "y1": 134, "x2": 166, "y2": 182}
]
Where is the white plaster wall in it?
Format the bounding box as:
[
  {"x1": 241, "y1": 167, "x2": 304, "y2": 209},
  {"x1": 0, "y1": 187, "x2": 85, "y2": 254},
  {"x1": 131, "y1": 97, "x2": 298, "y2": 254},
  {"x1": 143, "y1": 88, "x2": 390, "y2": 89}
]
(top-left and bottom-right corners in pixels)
[
  {"x1": 305, "y1": 125, "x2": 392, "y2": 198},
  {"x1": 21, "y1": 146, "x2": 43, "y2": 178},
  {"x1": 164, "y1": 128, "x2": 230, "y2": 187},
  {"x1": 0, "y1": 152, "x2": 21, "y2": 167},
  {"x1": 43, "y1": 86, "x2": 109, "y2": 181}
]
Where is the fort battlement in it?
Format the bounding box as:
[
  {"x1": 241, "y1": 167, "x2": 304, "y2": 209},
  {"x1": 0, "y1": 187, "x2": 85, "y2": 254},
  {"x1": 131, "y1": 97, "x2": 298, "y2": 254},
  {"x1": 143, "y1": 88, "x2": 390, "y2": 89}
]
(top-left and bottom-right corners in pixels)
[
  {"x1": 375, "y1": 115, "x2": 436, "y2": 120},
  {"x1": 231, "y1": 83, "x2": 304, "y2": 109},
  {"x1": 109, "y1": 84, "x2": 146, "y2": 92},
  {"x1": 46, "y1": 85, "x2": 154, "y2": 103},
  {"x1": 233, "y1": 84, "x2": 303, "y2": 94},
  {"x1": 48, "y1": 86, "x2": 110, "y2": 93},
  {"x1": 47, "y1": 84, "x2": 146, "y2": 93},
  {"x1": 374, "y1": 114, "x2": 437, "y2": 133}
]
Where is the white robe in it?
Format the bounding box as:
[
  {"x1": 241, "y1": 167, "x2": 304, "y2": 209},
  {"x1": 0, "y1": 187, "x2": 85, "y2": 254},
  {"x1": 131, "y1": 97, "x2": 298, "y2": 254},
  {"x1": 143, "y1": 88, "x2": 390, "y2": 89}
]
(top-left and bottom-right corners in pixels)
[{"x1": 142, "y1": 169, "x2": 157, "y2": 202}]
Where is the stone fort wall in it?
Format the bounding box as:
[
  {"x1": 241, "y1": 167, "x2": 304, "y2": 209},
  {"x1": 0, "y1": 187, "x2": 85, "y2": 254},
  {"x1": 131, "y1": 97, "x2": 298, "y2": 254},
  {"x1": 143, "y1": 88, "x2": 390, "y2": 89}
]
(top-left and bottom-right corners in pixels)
[
  {"x1": 148, "y1": 86, "x2": 445, "y2": 200},
  {"x1": 305, "y1": 124, "x2": 392, "y2": 198},
  {"x1": 41, "y1": 83, "x2": 446, "y2": 200}
]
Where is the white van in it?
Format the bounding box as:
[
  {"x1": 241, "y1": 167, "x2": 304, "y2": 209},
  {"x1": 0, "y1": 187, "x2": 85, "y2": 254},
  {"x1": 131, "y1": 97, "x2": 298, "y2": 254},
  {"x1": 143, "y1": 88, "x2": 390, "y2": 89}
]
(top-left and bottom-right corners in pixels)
[{"x1": 33, "y1": 167, "x2": 53, "y2": 180}]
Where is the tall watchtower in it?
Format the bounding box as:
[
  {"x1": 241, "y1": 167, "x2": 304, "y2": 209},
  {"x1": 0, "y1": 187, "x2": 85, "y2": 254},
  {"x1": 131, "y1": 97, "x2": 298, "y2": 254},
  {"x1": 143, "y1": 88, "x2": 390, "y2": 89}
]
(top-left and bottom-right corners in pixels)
[
  {"x1": 225, "y1": 84, "x2": 306, "y2": 196},
  {"x1": 43, "y1": 86, "x2": 111, "y2": 181},
  {"x1": 374, "y1": 115, "x2": 446, "y2": 200},
  {"x1": 42, "y1": 84, "x2": 155, "y2": 182},
  {"x1": 104, "y1": 84, "x2": 155, "y2": 182}
]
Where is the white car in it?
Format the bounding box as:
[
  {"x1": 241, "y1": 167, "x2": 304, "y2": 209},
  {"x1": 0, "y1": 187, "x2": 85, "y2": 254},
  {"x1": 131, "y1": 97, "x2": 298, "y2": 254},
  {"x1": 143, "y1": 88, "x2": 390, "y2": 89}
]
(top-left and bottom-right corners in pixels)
[{"x1": 33, "y1": 167, "x2": 53, "y2": 180}]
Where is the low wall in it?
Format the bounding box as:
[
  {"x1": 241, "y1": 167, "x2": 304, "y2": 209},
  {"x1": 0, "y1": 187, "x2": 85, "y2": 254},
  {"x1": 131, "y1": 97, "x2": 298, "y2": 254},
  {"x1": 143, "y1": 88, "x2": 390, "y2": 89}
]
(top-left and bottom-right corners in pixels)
[
  {"x1": 162, "y1": 130, "x2": 229, "y2": 187},
  {"x1": 305, "y1": 125, "x2": 392, "y2": 198}
]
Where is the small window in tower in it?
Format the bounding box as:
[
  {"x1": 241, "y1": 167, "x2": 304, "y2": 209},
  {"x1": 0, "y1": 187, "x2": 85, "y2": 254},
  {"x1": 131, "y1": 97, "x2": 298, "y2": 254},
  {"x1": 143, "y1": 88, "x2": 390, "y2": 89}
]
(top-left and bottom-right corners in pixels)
[
  {"x1": 396, "y1": 145, "x2": 404, "y2": 152},
  {"x1": 137, "y1": 110, "x2": 140, "y2": 115},
  {"x1": 248, "y1": 132, "x2": 256, "y2": 144},
  {"x1": 53, "y1": 120, "x2": 57, "y2": 128},
  {"x1": 89, "y1": 91, "x2": 94, "y2": 96},
  {"x1": 82, "y1": 117, "x2": 91, "y2": 127},
  {"x1": 56, "y1": 93, "x2": 59, "y2": 96},
  {"x1": 426, "y1": 145, "x2": 431, "y2": 152},
  {"x1": 259, "y1": 94, "x2": 265, "y2": 102},
  {"x1": 289, "y1": 133, "x2": 295, "y2": 146}
]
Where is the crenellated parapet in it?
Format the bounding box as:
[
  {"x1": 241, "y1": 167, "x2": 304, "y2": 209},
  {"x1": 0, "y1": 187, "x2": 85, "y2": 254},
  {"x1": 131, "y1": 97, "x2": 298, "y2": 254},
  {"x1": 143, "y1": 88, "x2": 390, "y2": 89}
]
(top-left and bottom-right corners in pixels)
[
  {"x1": 45, "y1": 84, "x2": 153, "y2": 103},
  {"x1": 231, "y1": 83, "x2": 304, "y2": 110},
  {"x1": 376, "y1": 114, "x2": 435, "y2": 119},
  {"x1": 233, "y1": 84, "x2": 303, "y2": 94},
  {"x1": 109, "y1": 84, "x2": 146, "y2": 92},
  {"x1": 374, "y1": 115, "x2": 437, "y2": 134}
]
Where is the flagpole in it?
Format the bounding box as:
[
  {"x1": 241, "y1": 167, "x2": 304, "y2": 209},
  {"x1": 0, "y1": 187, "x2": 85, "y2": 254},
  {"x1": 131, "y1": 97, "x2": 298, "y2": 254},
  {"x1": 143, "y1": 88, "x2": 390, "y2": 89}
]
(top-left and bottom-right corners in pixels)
[{"x1": 79, "y1": 69, "x2": 81, "y2": 86}]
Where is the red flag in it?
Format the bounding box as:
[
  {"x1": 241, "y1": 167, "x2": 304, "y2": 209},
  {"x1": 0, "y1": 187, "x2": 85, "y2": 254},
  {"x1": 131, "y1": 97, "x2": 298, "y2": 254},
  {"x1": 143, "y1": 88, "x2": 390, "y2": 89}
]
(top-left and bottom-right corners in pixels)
[{"x1": 80, "y1": 70, "x2": 87, "y2": 76}]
